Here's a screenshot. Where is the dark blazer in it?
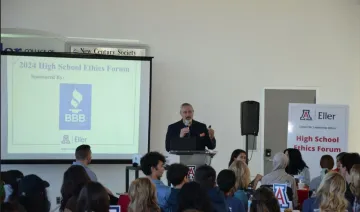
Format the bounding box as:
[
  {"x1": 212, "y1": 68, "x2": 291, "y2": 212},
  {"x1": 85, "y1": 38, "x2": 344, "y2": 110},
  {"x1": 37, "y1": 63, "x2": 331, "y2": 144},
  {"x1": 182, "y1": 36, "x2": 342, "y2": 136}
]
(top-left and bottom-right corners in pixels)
[{"x1": 165, "y1": 120, "x2": 216, "y2": 152}]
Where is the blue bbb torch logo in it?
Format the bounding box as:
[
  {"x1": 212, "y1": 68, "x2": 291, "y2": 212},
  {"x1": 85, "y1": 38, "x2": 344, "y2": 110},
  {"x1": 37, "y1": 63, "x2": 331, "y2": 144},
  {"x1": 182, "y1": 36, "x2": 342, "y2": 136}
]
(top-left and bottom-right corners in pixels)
[{"x1": 59, "y1": 84, "x2": 92, "y2": 130}]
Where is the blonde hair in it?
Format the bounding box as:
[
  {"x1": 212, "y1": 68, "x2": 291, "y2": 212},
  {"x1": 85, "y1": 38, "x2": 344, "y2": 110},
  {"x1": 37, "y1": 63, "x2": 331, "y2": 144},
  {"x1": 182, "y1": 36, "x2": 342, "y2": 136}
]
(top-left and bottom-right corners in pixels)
[
  {"x1": 128, "y1": 178, "x2": 160, "y2": 212},
  {"x1": 229, "y1": 160, "x2": 251, "y2": 190},
  {"x1": 350, "y1": 164, "x2": 360, "y2": 199},
  {"x1": 316, "y1": 171, "x2": 348, "y2": 212}
]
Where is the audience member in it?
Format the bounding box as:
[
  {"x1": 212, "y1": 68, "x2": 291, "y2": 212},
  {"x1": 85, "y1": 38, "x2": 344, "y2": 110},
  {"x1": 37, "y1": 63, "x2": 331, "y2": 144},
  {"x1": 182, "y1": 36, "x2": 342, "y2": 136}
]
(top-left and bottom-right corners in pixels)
[
  {"x1": 334, "y1": 152, "x2": 346, "y2": 172},
  {"x1": 72, "y1": 145, "x2": 97, "y2": 182},
  {"x1": 140, "y1": 151, "x2": 170, "y2": 210},
  {"x1": 229, "y1": 160, "x2": 251, "y2": 209},
  {"x1": 309, "y1": 154, "x2": 334, "y2": 191},
  {"x1": 128, "y1": 177, "x2": 160, "y2": 212},
  {"x1": 302, "y1": 171, "x2": 352, "y2": 212},
  {"x1": 339, "y1": 152, "x2": 360, "y2": 205},
  {"x1": 76, "y1": 181, "x2": 109, "y2": 212},
  {"x1": 217, "y1": 169, "x2": 245, "y2": 212},
  {"x1": 194, "y1": 165, "x2": 227, "y2": 212},
  {"x1": 177, "y1": 181, "x2": 212, "y2": 212},
  {"x1": 60, "y1": 165, "x2": 91, "y2": 212},
  {"x1": 2, "y1": 170, "x2": 24, "y2": 203},
  {"x1": 228, "y1": 149, "x2": 262, "y2": 189},
  {"x1": 284, "y1": 148, "x2": 310, "y2": 185},
  {"x1": 18, "y1": 174, "x2": 50, "y2": 212},
  {"x1": 229, "y1": 149, "x2": 247, "y2": 166},
  {"x1": 166, "y1": 163, "x2": 189, "y2": 212},
  {"x1": 261, "y1": 152, "x2": 298, "y2": 207},
  {"x1": 350, "y1": 164, "x2": 360, "y2": 211},
  {"x1": 249, "y1": 187, "x2": 280, "y2": 212}
]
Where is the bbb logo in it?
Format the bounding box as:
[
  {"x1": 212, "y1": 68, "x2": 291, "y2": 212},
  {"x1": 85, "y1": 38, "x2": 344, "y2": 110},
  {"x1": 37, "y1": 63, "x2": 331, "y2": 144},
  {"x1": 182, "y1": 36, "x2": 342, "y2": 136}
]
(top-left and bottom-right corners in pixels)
[{"x1": 59, "y1": 84, "x2": 92, "y2": 130}]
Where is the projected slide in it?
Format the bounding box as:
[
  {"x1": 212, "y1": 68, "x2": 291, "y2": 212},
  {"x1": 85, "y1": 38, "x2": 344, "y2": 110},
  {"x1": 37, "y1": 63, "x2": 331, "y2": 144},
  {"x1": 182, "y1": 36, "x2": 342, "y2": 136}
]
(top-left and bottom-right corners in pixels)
[{"x1": 1, "y1": 55, "x2": 150, "y2": 160}]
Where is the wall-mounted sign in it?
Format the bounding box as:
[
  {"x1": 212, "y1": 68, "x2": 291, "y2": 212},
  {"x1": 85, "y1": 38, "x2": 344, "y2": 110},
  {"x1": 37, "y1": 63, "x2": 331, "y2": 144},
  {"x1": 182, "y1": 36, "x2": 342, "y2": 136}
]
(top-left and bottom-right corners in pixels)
[{"x1": 69, "y1": 45, "x2": 147, "y2": 56}]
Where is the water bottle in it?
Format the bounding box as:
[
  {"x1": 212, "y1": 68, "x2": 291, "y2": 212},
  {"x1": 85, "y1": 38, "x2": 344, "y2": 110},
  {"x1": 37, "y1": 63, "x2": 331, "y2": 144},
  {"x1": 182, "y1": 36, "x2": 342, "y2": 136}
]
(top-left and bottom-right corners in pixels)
[{"x1": 248, "y1": 195, "x2": 253, "y2": 212}]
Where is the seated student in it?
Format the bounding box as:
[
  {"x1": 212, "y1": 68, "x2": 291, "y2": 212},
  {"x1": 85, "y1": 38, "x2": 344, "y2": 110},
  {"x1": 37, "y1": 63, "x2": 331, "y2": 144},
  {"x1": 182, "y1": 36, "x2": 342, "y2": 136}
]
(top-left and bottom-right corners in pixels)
[
  {"x1": 229, "y1": 160, "x2": 252, "y2": 210},
  {"x1": 302, "y1": 172, "x2": 352, "y2": 212},
  {"x1": 76, "y1": 181, "x2": 110, "y2": 212},
  {"x1": 350, "y1": 164, "x2": 360, "y2": 211},
  {"x1": 18, "y1": 174, "x2": 51, "y2": 212},
  {"x1": 177, "y1": 181, "x2": 213, "y2": 212},
  {"x1": 60, "y1": 165, "x2": 91, "y2": 212},
  {"x1": 249, "y1": 187, "x2": 280, "y2": 212},
  {"x1": 194, "y1": 165, "x2": 227, "y2": 212},
  {"x1": 128, "y1": 178, "x2": 161, "y2": 212},
  {"x1": 339, "y1": 152, "x2": 360, "y2": 206},
  {"x1": 166, "y1": 163, "x2": 189, "y2": 212},
  {"x1": 228, "y1": 149, "x2": 262, "y2": 189},
  {"x1": 284, "y1": 148, "x2": 310, "y2": 186},
  {"x1": 217, "y1": 169, "x2": 246, "y2": 212},
  {"x1": 140, "y1": 152, "x2": 170, "y2": 210},
  {"x1": 309, "y1": 154, "x2": 334, "y2": 191}
]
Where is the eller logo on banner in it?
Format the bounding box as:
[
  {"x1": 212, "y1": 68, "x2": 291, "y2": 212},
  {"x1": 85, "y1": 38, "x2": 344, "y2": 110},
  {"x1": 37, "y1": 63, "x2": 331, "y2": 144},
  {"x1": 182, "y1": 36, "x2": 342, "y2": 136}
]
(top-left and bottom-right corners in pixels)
[
  {"x1": 300, "y1": 109, "x2": 312, "y2": 121},
  {"x1": 187, "y1": 165, "x2": 196, "y2": 181}
]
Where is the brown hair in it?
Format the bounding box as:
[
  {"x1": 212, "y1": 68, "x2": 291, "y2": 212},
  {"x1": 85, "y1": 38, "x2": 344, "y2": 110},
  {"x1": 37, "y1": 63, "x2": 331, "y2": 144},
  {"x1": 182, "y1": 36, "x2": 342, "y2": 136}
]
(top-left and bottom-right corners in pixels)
[
  {"x1": 350, "y1": 164, "x2": 360, "y2": 199},
  {"x1": 128, "y1": 178, "x2": 160, "y2": 212},
  {"x1": 320, "y1": 155, "x2": 335, "y2": 170}
]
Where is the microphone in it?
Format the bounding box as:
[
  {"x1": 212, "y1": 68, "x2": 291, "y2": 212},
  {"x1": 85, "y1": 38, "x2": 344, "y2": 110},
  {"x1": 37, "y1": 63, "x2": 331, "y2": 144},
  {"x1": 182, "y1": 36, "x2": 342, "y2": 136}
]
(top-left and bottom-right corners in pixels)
[{"x1": 184, "y1": 120, "x2": 190, "y2": 137}]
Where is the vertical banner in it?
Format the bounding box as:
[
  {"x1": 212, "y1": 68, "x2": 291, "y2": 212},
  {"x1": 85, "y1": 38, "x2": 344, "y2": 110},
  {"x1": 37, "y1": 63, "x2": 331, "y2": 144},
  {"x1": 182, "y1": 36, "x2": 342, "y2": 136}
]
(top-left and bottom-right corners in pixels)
[{"x1": 287, "y1": 104, "x2": 348, "y2": 178}]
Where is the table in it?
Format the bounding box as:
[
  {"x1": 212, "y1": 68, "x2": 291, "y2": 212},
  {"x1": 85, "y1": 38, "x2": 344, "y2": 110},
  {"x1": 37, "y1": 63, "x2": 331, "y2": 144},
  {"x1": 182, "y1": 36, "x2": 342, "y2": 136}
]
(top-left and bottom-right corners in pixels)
[{"x1": 125, "y1": 166, "x2": 170, "y2": 192}]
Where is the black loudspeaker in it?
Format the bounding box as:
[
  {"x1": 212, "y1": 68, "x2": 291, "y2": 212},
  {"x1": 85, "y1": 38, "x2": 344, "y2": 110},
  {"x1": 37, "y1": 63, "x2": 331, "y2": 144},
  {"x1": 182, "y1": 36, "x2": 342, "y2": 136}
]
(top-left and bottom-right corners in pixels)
[{"x1": 241, "y1": 101, "x2": 260, "y2": 136}]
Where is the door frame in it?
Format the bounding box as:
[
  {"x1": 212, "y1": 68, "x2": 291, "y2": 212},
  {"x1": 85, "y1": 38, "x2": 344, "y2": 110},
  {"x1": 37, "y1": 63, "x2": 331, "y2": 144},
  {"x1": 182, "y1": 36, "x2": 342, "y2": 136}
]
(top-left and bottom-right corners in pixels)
[{"x1": 260, "y1": 87, "x2": 319, "y2": 175}]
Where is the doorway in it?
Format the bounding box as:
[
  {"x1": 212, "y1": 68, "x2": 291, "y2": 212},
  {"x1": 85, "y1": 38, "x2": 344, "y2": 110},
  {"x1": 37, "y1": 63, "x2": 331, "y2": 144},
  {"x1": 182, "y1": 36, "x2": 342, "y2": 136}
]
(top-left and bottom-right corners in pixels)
[{"x1": 263, "y1": 89, "x2": 317, "y2": 175}]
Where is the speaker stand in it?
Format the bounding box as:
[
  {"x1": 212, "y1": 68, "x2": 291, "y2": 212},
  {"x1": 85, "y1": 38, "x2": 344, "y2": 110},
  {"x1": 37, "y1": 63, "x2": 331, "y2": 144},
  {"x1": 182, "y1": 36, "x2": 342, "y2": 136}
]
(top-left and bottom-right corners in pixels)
[
  {"x1": 245, "y1": 135, "x2": 257, "y2": 165},
  {"x1": 245, "y1": 135, "x2": 249, "y2": 165}
]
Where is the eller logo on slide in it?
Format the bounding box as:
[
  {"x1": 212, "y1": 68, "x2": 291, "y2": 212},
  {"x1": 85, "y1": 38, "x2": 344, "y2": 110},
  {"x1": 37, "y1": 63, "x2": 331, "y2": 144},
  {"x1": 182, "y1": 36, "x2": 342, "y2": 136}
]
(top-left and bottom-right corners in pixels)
[
  {"x1": 59, "y1": 83, "x2": 92, "y2": 130},
  {"x1": 300, "y1": 109, "x2": 312, "y2": 121}
]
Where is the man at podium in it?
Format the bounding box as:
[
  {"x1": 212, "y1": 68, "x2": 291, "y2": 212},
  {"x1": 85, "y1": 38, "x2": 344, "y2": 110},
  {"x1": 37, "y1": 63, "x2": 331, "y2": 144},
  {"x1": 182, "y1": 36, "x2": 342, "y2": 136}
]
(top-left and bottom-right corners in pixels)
[{"x1": 165, "y1": 103, "x2": 216, "y2": 152}]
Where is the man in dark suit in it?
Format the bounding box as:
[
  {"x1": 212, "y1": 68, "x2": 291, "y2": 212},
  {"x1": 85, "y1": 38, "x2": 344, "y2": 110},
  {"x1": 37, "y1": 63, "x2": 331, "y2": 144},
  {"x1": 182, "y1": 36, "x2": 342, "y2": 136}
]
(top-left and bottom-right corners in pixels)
[{"x1": 165, "y1": 103, "x2": 216, "y2": 151}]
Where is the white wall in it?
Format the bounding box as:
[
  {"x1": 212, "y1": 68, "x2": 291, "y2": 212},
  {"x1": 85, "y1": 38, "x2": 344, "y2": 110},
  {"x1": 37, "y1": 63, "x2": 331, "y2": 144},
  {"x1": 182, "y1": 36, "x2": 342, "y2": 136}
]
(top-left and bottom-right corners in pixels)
[{"x1": 1, "y1": 0, "x2": 360, "y2": 209}]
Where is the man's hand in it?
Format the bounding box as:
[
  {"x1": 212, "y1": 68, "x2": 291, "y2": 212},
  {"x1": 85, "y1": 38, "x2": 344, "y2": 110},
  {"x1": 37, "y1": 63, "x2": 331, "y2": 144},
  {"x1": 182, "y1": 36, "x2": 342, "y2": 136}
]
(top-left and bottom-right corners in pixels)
[
  {"x1": 208, "y1": 128, "x2": 215, "y2": 140},
  {"x1": 180, "y1": 127, "x2": 190, "y2": 138}
]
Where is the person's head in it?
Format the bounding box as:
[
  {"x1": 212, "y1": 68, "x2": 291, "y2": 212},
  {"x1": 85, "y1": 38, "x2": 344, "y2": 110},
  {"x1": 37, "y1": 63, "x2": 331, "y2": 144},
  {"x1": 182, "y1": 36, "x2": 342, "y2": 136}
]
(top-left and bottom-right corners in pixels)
[
  {"x1": 316, "y1": 171, "x2": 348, "y2": 211},
  {"x1": 140, "y1": 152, "x2": 166, "y2": 180},
  {"x1": 350, "y1": 164, "x2": 360, "y2": 199},
  {"x1": 128, "y1": 178, "x2": 160, "y2": 212},
  {"x1": 283, "y1": 148, "x2": 308, "y2": 175},
  {"x1": 320, "y1": 155, "x2": 335, "y2": 170},
  {"x1": 250, "y1": 187, "x2": 280, "y2": 212},
  {"x1": 76, "y1": 182, "x2": 109, "y2": 212},
  {"x1": 339, "y1": 153, "x2": 360, "y2": 177},
  {"x1": 75, "y1": 144, "x2": 92, "y2": 165},
  {"x1": 2, "y1": 170, "x2": 24, "y2": 202},
  {"x1": 60, "y1": 165, "x2": 91, "y2": 210},
  {"x1": 216, "y1": 169, "x2": 236, "y2": 196},
  {"x1": 272, "y1": 152, "x2": 288, "y2": 171},
  {"x1": 18, "y1": 174, "x2": 50, "y2": 212},
  {"x1": 336, "y1": 152, "x2": 346, "y2": 169},
  {"x1": 228, "y1": 149, "x2": 247, "y2": 167},
  {"x1": 180, "y1": 103, "x2": 194, "y2": 121},
  {"x1": 177, "y1": 182, "x2": 213, "y2": 212},
  {"x1": 229, "y1": 160, "x2": 251, "y2": 190},
  {"x1": 194, "y1": 165, "x2": 216, "y2": 190},
  {"x1": 167, "y1": 163, "x2": 189, "y2": 188}
]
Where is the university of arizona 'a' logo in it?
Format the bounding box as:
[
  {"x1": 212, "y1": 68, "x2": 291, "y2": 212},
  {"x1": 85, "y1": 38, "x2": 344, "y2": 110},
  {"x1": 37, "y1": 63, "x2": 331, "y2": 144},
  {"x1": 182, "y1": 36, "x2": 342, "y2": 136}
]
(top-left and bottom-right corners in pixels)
[
  {"x1": 300, "y1": 109, "x2": 312, "y2": 120},
  {"x1": 273, "y1": 184, "x2": 290, "y2": 209},
  {"x1": 187, "y1": 165, "x2": 196, "y2": 181}
]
